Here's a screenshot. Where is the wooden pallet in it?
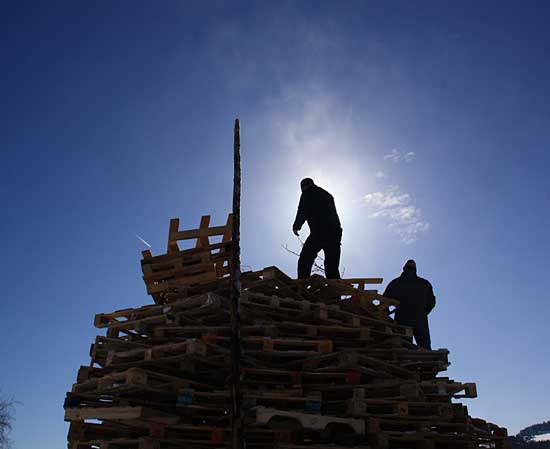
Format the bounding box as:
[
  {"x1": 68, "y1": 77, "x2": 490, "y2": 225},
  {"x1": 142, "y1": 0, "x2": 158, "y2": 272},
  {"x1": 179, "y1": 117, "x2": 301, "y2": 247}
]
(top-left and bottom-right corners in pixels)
[
  {"x1": 346, "y1": 396, "x2": 455, "y2": 420},
  {"x1": 104, "y1": 339, "x2": 212, "y2": 366},
  {"x1": 69, "y1": 437, "x2": 160, "y2": 449},
  {"x1": 141, "y1": 215, "x2": 232, "y2": 303},
  {"x1": 296, "y1": 275, "x2": 399, "y2": 320},
  {"x1": 421, "y1": 379, "x2": 477, "y2": 399},
  {"x1": 202, "y1": 336, "x2": 334, "y2": 354},
  {"x1": 153, "y1": 323, "x2": 279, "y2": 339},
  {"x1": 241, "y1": 291, "x2": 412, "y2": 337},
  {"x1": 65, "y1": 213, "x2": 510, "y2": 449},
  {"x1": 71, "y1": 367, "x2": 211, "y2": 395},
  {"x1": 167, "y1": 214, "x2": 232, "y2": 254},
  {"x1": 65, "y1": 405, "x2": 180, "y2": 425},
  {"x1": 94, "y1": 293, "x2": 225, "y2": 330}
]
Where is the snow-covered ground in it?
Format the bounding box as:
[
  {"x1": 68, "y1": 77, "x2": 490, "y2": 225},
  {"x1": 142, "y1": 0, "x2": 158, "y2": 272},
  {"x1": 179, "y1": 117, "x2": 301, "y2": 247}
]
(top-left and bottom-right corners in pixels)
[{"x1": 533, "y1": 433, "x2": 550, "y2": 442}]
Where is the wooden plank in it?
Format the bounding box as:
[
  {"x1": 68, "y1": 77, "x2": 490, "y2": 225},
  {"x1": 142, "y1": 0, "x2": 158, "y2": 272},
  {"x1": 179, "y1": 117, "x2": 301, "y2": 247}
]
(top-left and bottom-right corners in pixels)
[
  {"x1": 173, "y1": 223, "x2": 231, "y2": 241},
  {"x1": 64, "y1": 406, "x2": 179, "y2": 424},
  {"x1": 196, "y1": 215, "x2": 211, "y2": 248},
  {"x1": 167, "y1": 218, "x2": 181, "y2": 253}
]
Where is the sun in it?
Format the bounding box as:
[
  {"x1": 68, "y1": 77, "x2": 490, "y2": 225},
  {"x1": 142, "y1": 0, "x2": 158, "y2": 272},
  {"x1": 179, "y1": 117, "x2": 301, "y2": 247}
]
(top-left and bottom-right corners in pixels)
[{"x1": 298, "y1": 167, "x2": 356, "y2": 224}]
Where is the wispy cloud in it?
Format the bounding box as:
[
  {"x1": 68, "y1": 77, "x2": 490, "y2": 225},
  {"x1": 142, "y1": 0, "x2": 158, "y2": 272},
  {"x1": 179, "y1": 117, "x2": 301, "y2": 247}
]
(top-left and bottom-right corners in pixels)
[
  {"x1": 374, "y1": 170, "x2": 386, "y2": 179},
  {"x1": 383, "y1": 148, "x2": 416, "y2": 163},
  {"x1": 274, "y1": 92, "x2": 355, "y2": 165},
  {"x1": 361, "y1": 185, "x2": 429, "y2": 244}
]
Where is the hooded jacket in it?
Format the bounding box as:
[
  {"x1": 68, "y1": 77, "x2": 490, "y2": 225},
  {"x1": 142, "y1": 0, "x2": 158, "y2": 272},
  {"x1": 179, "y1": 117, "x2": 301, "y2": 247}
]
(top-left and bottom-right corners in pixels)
[
  {"x1": 293, "y1": 185, "x2": 342, "y2": 238},
  {"x1": 383, "y1": 268, "x2": 436, "y2": 328}
]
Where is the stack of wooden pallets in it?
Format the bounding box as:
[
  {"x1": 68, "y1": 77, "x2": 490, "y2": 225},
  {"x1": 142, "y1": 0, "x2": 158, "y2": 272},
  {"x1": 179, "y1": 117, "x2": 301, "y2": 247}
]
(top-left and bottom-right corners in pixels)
[{"x1": 64, "y1": 215, "x2": 510, "y2": 449}]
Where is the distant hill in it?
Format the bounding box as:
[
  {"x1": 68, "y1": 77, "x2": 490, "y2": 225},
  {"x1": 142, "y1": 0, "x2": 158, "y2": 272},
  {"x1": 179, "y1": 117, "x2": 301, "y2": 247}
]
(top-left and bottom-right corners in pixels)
[{"x1": 511, "y1": 421, "x2": 550, "y2": 448}]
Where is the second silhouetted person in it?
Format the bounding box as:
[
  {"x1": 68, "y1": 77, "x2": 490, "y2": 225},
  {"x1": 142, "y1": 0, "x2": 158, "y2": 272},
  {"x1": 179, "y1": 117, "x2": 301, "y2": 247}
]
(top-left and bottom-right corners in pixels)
[
  {"x1": 293, "y1": 178, "x2": 342, "y2": 279},
  {"x1": 383, "y1": 259, "x2": 436, "y2": 350}
]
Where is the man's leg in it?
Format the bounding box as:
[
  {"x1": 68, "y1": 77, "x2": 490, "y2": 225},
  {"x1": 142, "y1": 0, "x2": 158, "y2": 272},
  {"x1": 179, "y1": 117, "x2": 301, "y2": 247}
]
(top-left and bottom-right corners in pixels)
[
  {"x1": 414, "y1": 324, "x2": 432, "y2": 350},
  {"x1": 298, "y1": 235, "x2": 322, "y2": 279},
  {"x1": 322, "y1": 235, "x2": 342, "y2": 279}
]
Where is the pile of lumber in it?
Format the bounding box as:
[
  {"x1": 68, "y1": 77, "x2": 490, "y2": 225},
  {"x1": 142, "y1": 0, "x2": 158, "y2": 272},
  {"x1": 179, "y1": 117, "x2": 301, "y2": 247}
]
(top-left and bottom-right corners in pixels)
[{"x1": 64, "y1": 215, "x2": 510, "y2": 449}]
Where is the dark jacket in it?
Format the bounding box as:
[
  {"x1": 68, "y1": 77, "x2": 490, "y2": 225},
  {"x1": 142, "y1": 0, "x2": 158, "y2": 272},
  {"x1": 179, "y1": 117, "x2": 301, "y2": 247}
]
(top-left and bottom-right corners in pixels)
[
  {"x1": 293, "y1": 185, "x2": 342, "y2": 238},
  {"x1": 383, "y1": 268, "x2": 436, "y2": 328}
]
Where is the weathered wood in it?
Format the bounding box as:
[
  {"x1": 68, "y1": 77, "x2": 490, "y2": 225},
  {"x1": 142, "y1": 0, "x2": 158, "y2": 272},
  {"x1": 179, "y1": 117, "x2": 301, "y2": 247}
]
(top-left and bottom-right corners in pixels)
[
  {"x1": 67, "y1": 207, "x2": 508, "y2": 449},
  {"x1": 230, "y1": 118, "x2": 243, "y2": 449}
]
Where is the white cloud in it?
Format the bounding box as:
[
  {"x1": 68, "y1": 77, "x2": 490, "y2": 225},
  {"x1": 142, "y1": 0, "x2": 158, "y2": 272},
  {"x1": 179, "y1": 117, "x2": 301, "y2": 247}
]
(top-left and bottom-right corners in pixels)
[
  {"x1": 383, "y1": 149, "x2": 400, "y2": 161},
  {"x1": 361, "y1": 185, "x2": 429, "y2": 244},
  {"x1": 274, "y1": 92, "x2": 356, "y2": 167},
  {"x1": 374, "y1": 170, "x2": 386, "y2": 179},
  {"x1": 383, "y1": 148, "x2": 416, "y2": 163},
  {"x1": 363, "y1": 189, "x2": 410, "y2": 208},
  {"x1": 404, "y1": 151, "x2": 416, "y2": 162}
]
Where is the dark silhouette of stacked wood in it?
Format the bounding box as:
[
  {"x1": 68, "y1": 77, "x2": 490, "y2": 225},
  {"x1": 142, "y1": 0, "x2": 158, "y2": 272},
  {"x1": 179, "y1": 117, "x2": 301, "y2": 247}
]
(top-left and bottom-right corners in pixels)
[{"x1": 64, "y1": 215, "x2": 510, "y2": 449}]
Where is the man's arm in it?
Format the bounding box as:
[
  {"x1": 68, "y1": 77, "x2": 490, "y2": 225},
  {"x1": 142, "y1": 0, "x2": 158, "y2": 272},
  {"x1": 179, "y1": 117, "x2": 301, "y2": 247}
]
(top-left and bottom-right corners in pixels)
[
  {"x1": 329, "y1": 194, "x2": 342, "y2": 229},
  {"x1": 383, "y1": 280, "x2": 396, "y2": 298},
  {"x1": 292, "y1": 193, "x2": 307, "y2": 235},
  {"x1": 425, "y1": 281, "x2": 436, "y2": 314}
]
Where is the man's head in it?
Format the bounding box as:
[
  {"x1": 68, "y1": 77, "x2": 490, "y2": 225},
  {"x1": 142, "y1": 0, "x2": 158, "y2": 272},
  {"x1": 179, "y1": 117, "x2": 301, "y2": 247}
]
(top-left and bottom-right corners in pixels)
[
  {"x1": 300, "y1": 178, "x2": 315, "y2": 192},
  {"x1": 403, "y1": 259, "x2": 416, "y2": 272}
]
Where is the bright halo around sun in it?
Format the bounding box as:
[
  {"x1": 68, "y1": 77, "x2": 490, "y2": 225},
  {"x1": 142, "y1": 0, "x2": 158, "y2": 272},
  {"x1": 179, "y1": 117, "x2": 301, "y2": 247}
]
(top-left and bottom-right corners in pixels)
[{"x1": 294, "y1": 162, "x2": 361, "y2": 237}]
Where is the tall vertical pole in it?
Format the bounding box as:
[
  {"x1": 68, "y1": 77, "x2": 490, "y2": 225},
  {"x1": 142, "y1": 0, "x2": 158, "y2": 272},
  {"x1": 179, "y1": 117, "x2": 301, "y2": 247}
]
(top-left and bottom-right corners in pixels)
[{"x1": 230, "y1": 119, "x2": 244, "y2": 449}]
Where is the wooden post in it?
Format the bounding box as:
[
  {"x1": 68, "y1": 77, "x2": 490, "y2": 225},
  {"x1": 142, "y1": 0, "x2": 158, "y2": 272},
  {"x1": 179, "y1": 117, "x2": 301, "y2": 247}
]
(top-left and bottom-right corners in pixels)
[{"x1": 230, "y1": 119, "x2": 244, "y2": 449}]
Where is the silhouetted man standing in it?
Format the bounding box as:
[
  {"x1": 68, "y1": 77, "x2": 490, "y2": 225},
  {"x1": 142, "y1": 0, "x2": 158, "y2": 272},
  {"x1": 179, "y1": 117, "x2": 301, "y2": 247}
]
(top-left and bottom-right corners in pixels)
[
  {"x1": 383, "y1": 260, "x2": 436, "y2": 350},
  {"x1": 292, "y1": 178, "x2": 342, "y2": 279}
]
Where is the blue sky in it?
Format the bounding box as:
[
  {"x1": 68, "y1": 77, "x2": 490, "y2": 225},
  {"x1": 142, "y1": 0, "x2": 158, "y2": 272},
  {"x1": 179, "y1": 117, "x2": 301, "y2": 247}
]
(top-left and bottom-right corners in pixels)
[{"x1": 1, "y1": 1, "x2": 549, "y2": 447}]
